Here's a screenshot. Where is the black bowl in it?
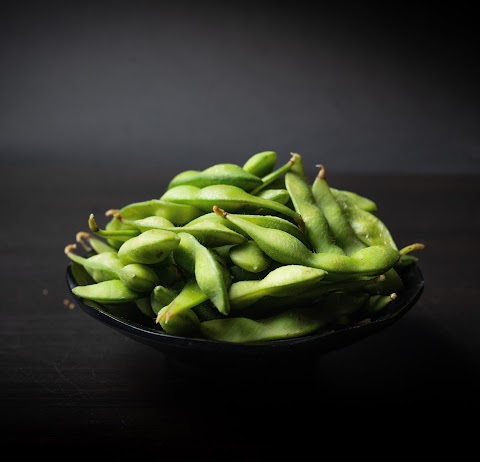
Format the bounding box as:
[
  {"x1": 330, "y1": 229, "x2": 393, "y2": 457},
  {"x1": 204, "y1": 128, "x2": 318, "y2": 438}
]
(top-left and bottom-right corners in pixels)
[{"x1": 66, "y1": 264, "x2": 424, "y2": 373}]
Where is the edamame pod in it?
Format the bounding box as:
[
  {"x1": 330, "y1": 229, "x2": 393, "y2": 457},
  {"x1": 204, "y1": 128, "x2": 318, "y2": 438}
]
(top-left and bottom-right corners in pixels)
[
  {"x1": 200, "y1": 292, "x2": 368, "y2": 343},
  {"x1": 116, "y1": 214, "x2": 247, "y2": 247},
  {"x1": 335, "y1": 191, "x2": 397, "y2": 249},
  {"x1": 186, "y1": 213, "x2": 309, "y2": 247},
  {"x1": 213, "y1": 207, "x2": 399, "y2": 277},
  {"x1": 156, "y1": 278, "x2": 209, "y2": 325},
  {"x1": 89, "y1": 214, "x2": 140, "y2": 242},
  {"x1": 111, "y1": 199, "x2": 204, "y2": 225},
  {"x1": 168, "y1": 163, "x2": 263, "y2": 192},
  {"x1": 76, "y1": 232, "x2": 117, "y2": 254},
  {"x1": 66, "y1": 243, "x2": 160, "y2": 292},
  {"x1": 285, "y1": 154, "x2": 344, "y2": 255},
  {"x1": 72, "y1": 279, "x2": 143, "y2": 304},
  {"x1": 229, "y1": 240, "x2": 271, "y2": 273},
  {"x1": 312, "y1": 165, "x2": 366, "y2": 255},
  {"x1": 242, "y1": 151, "x2": 277, "y2": 177},
  {"x1": 157, "y1": 305, "x2": 200, "y2": 336},
  {"x1": 364, "y1": 293, "x2": 397, "y2": 314},
  {"x1": 65, "y1": 244, "x2": 124, "y2": 282},
  {"x1": 256, "y1": 189, "x2": 290, "y2": 205},
  {"x1": 117, "y1": 229, "x2": 180, "y2": 265},
  {"x1": 151, "y1": 285, "x2": 177, "y2": 315},
  {"x1": 228, "y1": 265, "x2": 327, "y2": 310},
  {"x1": 117, "y1": 263, "x2": 159, "y2": 292},
  {"x1": 161, "y1": 184, "x2": 303, "y2": 227},
  {"x1": 173, "y1": 232, "x2": 231, "y2": 315},
  {"x1": 331, "y1": 188, "x2": 377, "y2": 212},
  {"x1": 135, "y1": 296, "x2": 156, "y2": 317},
  {"x1": 250, "y1": 154, "x2": 296, "y2": 195}
]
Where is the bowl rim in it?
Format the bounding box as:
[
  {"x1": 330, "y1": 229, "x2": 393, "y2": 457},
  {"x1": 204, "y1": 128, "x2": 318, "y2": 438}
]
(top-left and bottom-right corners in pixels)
[{"x1": 66, "y1": 263, "x2": 424, "y2": 356}]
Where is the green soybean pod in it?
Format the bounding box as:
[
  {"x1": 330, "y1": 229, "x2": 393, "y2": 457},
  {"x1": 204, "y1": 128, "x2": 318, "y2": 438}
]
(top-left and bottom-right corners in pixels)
[
  {"x1": 364, "y1": 293, "x2": 397, "y2": 314},
  {"x1": 228, "y1": 265, "x2": 327, "y2": 310},
  {"x1": 239, "y1": 274, "x2": 383, "y2": 319},
  {"x1": 173, "y1": 232, "x2": 231, "y2": 315},
  {"x1": 103, "y1": 213, "x2": 136, "y2": 250},
  {"x1": 64, "y1": 244, "x2": 124, "y2": 282},
  {"x1": 229, "y1": 240, "x2": 271, "y2": 273},
  {"x1": 228, "y1": 262, "x2": 282, "y2": 282},
  {"x1": 168, "y1": 163, "x2": 263, "y2": 192},
  {"x1": 334, "y1": 191, "x2": 397, "y2": 249},
  {"x1": 113, "y1": 215, "x2": 174, "y2": 232},
  {"x1": 285, "y1": 154, "x2": 344, "y2": 255},
  {"x1": 151, "y1": 285, "x2": 177, "y2": 315},
  {"x1": 117, "y1": 229, "x2": 180, "y2": 265},
  {"x1": 186, "y1": 213, "x2": 309, "y2": 247},
  {"x1": 116, "y1": 214, "x2": 247, "y2": 247},
  {"x1": 250, "y1": 154, "x2": 296, "y2": 195},
  {"x1": 89, "y1": 214, "x2": 140, "y2": 242},
  {"x1": 156, "y1": 277, "x2": 209, "y2": 325},
  {"x1": 117, "y1": 263, "x2": 159, "y2": 292},
  {"x1": 135, "y1": 296, "x2": 156, "y2": 318},
  {"x1": 200, "y1": 292, "x2": 368, "y2": 343},
  {"x1": 213, "y1": 207, "x2": 399, "y2": 277},
  {"x1": 157, "y1": 305, "x2": 200, "y2": 336},
  {"x1": 115, "y1": 199, "x2": 204, "y2": 225},
  {"x1": 331, "y1": 188, "x2": 377, "y2": 213},
  {"x1": 312, "y1": 165, "x2": 366, "y2": 255},
  {"x1": 160, "y1": 184, "x2": 303, "y2": 227},
  {"x1": 70, "y1": 261, "x2": 95, "y2": 286},
  {"x1": 76, "y1": 232, "x2": 117, "y2": 254},
  {"x1": 256, "y1": 189, "x2": 290, "y2": 205},
  {"x1": 242, "y1": 151, "x2": 277, "y2": 177},
  {"x1": 72, "y1": 279, "x2": 143, "y2": 304}
]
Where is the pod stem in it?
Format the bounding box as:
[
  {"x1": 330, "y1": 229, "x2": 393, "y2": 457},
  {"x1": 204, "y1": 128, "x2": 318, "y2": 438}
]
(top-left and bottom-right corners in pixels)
[
  {"x1": 76, "y1": 232, "x2": 93, "y2": 252},
  {"x1": 399, "y1": 242, "x2": 425, "y2": 255},
  {"x1": 64, "y1": 243, "x2": 87, "y2": 266},
  {"x1": 213, "y1": 205, "x2": 228, "y2": 218},
  {"x1": 250, "y1": 153, "x2": 297, "y2": 195},
  {"x1": 105, "y1": 208, "x2": 120, "y2": 217},
  {"x1": 315, "y1": 164, "x2": 326, "y2": 180},
  {"x1": 88, "y1": 213, "x2": 138, "y2": 239}
]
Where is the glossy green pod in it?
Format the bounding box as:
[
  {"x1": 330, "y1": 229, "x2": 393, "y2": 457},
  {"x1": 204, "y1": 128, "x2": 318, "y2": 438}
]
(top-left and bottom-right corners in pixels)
[
  {"x1": 117, "y1": 263, "x2": 159, "y2": 292},
  {"x1": 335, "y1": 191, "x2": 397, "y2": 249},
  {"x1": 161, "y1": 184, "x2": 303, "y2": 227},
  {"x1": 117, "y1": 229, "x2": 180, "y2": 265},
  {"x1": 285, "y1": 154, "x2": 344, "y2": 255},
  {"x1": 229, "y1": 240, "x2": 271, "y2": 273},
  {"x1": 72, "y1": 279, "x2": 143, "y2": 304},
  {"x1": 156, "y1": 278, "x2": 209, "y2": 326},
  {"x1": 256, "y1": 189, "x2": 290, "y2": 205},
  {"x1": 200, "y1": 292, "x2": 368, "y2": 343},
  {"x1": 228, "y1": 265, "x2": 327, "y2": 310},
  {"x1": 214, "y1": 207, "x2": 399, "y2": 277},
  {"x1": 168, "y1": 163, "x2": 263, "y2": 192},
  {"x1": 111, "y1": 199, "x2": 204, "y2": 225},
  {"x1": 242, "y1": 151, "x2": 277, "y2": 177},
  {"x1": 186, "y1": 212, "x2": 309, "y2": 247},
  {"x1": 150, "y1": 285, "x2": 177, "y2": 315},
  {"x1": 117, "y1": 215, "x2": 247, "y2": 247},
  {"x1": 331, "y1": 188, "x2": 377, "y2": 212},
  {"x1": 65, "y1": 245, "x2": 124, "y2": 282},
  {"x1": 173, "y1": 232, "x2": 231, "y2": 315},
  {"x1": 312, "y1": 165, "x2": 366, "y2": 255}
]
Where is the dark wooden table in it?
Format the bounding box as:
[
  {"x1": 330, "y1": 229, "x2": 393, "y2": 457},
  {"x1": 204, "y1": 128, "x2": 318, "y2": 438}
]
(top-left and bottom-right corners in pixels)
[{"x1": 2, "y1": 163, "x2": 479, "y2": 450}]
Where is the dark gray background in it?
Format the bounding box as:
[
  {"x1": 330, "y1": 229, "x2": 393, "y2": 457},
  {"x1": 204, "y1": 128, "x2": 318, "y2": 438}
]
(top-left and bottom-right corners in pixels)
[{"x1": 1, "y1": 1, "x2": 479, "y2": 173}]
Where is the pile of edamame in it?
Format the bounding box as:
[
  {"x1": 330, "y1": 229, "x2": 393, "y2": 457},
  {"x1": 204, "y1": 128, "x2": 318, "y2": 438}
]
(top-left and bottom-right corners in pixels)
[{"x1": 65, "y1": 151, "x2": 424, "y2": 343}]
